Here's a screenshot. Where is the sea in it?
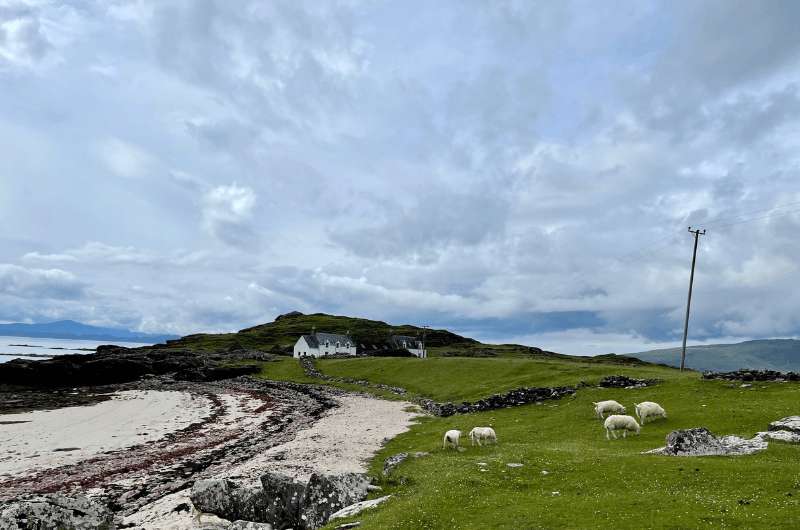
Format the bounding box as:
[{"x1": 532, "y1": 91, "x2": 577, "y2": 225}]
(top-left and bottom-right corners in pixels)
[{"x1": 0, "y1": 336, "x2": 155, "y2": 363}]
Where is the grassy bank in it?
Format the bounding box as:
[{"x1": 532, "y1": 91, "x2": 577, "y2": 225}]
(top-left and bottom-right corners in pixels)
[
  {"x1": 250, "y1": 356, "x2": 800, "y2": 528},
  {"x1": 346, "y1": 380, "x2": 800, "y2": 528}
]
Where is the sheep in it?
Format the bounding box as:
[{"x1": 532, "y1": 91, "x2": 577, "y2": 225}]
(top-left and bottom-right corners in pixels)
[
  {"x1": 443, "y1": 429, "x2": 462, "y2": 449},
  {"x1": 634, "y1": 401, "x2": 667, "y2": 424},
  {"x1": 603, "y1": 414, "x2": 640, "y2": 440},
  {"x1": 469, "y1": 427, "x2": 497, "y2": 446},
  {"x1": 593, "y1": 400, "x2": 626, "y2": 419}
]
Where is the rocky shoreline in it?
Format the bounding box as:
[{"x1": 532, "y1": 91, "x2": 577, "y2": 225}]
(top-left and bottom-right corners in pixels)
[{"x1": 0, "y1": 349, "x2": 419, "y2": 530}]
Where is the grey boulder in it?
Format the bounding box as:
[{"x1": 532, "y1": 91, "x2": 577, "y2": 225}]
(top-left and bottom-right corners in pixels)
[
  {"x1": 299, "y1": 473, "x2": 370, "y2": 530},
  {"x1": 190, "y1": 479, "x2": 269, "y2": 524},
  {"x1": 0, "y1": 494, "x2": 113, "y2": 530}
]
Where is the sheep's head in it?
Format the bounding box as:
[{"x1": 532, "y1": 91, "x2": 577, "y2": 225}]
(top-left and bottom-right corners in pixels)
[{"x1": 620, "y1": 406, "x2": 627, "y2": 413}]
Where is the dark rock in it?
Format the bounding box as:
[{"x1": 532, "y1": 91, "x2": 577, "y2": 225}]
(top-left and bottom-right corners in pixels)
[
  {"x1": 0, "y1": 493, "x2": 114, "y2": 529},
  {"x1": 702, "y1": 369, "x2": 800, "y2": 382},
  {"x1": 382, "y1": 451, "x2": 429, "y2": 476},
  {"x1": 646, "y1": 428, "x2": 767, "y2": 456},
  {"x1": 190, "y1": 479, "x2": 269, "y2": 523},
  {"x1": 259, "y1": 472, "x2": 306, "y2": 529},
  {"x1": 663, "y1": 428, "x2": 724, "y2": 456},
  {"x1": 299, "y1": 473, "x2": 370, "y2": 530},
  {"x1": 598, "y1": 375, "x2": 660, "y2": 388}
]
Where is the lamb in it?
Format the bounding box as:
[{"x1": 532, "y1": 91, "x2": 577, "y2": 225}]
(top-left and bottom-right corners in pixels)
[
  {"x1": 443, "y1": 429, "x2": 462, "y2": 449},
  {"x1": 593, "y1": 400, "x2": 626, "y2": 419},
  {"x1": 634, "y1": 401, "x2": 667, "y2": 424},
  {"x1": 469, "y1": 427, "x2": 497, "y2": 446},
  {"x1": 603, "y1": 414, "x2": 641, "y2": 440}
]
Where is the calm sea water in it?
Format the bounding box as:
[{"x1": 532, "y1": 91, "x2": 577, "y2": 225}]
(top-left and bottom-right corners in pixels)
[{"x1": 0, "y1": 336, "x2": 154, "y2": 363}]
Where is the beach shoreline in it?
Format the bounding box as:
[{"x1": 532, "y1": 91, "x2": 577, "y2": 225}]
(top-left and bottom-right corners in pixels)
[{"x1": 0, "y1": 376, "x2": 419, "y2": 529}]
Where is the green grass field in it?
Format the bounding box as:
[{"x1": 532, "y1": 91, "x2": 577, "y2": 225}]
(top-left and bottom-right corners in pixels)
[
  {"x1": 316, "y1": 356, "x2": 683, "y2": 402},
  {"x1": 250, "y1": 356, "x2": 799, "y2": 529}
]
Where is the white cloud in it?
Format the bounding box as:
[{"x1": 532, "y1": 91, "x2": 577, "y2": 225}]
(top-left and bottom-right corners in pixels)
[
  {"x1": 202, "y1": 184, "x2": 257, "y2": 247},
  {"x1": 3, "y1": 1, "x2": 800, "y2": 347},
  {"x1": 0, "y1": 263, "x2": 85, "y2": 300}
]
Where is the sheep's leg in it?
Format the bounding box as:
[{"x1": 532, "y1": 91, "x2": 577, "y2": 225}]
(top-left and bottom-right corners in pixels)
[
  {"x1": 622, "y1": 430, "x2": 627, "y2": 438},
  {"x1": 606, "y1": 429, "x2": 610, "y2": 440}
]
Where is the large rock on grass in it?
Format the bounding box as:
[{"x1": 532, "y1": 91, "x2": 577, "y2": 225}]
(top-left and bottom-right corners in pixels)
[
  {"x1": 646, "y1": 427, "x2": 767, "y2": 456},
  {"x1": 0, "y1": 494, "x2": 114, "y2": 529},
  {"x1": 768, "y1": 416, "x2": 800, "y2": 434}
]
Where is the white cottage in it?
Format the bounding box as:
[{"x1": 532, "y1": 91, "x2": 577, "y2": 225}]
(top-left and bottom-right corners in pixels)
[
  {"x1": 390, "y1": 335, "x2": 427, "y2": 358},
  {"x1": 293, "y1": 332, "x2": 357, "y2": 358}
]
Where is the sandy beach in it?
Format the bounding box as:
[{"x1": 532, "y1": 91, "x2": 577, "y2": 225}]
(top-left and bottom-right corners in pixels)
[
  {"x1": 0, "y1": 379, "x2": 419, "y2": 529},
  {"x1": 0, "y1": 390, "x2": 213, "y2": 478}
]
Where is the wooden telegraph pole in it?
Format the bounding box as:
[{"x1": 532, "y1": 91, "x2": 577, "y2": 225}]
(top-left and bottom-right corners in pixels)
[{"x1": 680, "y1": 227, "x2": 706, "y2": 371}]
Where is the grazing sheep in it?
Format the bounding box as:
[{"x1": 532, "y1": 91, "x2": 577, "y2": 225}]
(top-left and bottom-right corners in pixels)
[
  {"x1": 443, "y1": 429, "x2": 462, "y2": 449},
  {"x1": 604, "y1": 415, "x2": 640, "y2": 440},
  {"x1": 634, "y1": 401, "x2": 667, "y2": 424},
  {"x1": 469, "y1": 427, "x2": 497, "y2": 446},
  {"x1": 593, "y1": 400, "x2": 626, "y2": 419}
]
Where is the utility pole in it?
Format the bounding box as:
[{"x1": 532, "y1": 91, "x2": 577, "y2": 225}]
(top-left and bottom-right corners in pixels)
[
  {"x1": 680, "y1": 227, "x2": 706, "y2": 371},
  {"x1": 421, "y1": 325, "x2": 429, "y2": 359}
]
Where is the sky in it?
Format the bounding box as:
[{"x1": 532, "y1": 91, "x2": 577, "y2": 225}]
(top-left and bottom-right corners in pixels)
[{"x1": 1, "y1": 0, "x2": 800, "y2": 355}]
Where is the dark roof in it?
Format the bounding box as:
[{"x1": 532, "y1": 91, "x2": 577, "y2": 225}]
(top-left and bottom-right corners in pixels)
[
  {"x1": 300, "y1": 333, "x2": 353, "y2": 349},
  {"x1": 390, "y1": 335, "x2": 422, "y2": 349}
]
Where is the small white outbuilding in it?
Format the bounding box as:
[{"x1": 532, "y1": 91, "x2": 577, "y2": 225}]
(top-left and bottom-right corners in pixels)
[
  {"x1": 389, "y1": 335, "x2": 427, "y2": 358},
  {"x1": 293, "y1": 332, "x2": 357, "y2": 358}
]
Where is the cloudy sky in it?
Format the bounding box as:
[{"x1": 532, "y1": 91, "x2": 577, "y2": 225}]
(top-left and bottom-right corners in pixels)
[{"x1": 1, "y1": 1, "x2": 799, "y2": 354}]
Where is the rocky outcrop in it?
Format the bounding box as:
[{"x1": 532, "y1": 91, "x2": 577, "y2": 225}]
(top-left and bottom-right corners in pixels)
[
  {"x1": 646, "y1": 427, "x2": 768, "y2": 456},
  {"x1": 702, "y1": 369, "x2": 800, "y2": 382},
  {"x1": 0, "y1": 346, "x2": 266, "y2": 388},
  {"x1": 598, "y1": 375, "x2": 661, "y2": 388},
  {"x1": 190, "y1": 479, "x2": 270, "y2": 524},
  {"x1": 299, "y1": 473, "x2": 370, "y2": 529},
  {"x1": 191, "y1": 472, "x2": 370, "y2": 530},
  {"x1": 0, "y1": 494, "x2": 114, "y2": 529},
  {"x1": 382, "y1": 452, "x2": 429, "y2": 476},
  {"x1": 769, "y1": 416, "x2": 800, "y2": 433}
]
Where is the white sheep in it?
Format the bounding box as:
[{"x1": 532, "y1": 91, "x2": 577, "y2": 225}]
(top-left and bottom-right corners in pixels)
[
  {"x1": 634, "y1": 401, "x2": 667, "y2": 424},
  {"x1": 443, "y1": 429, "x2": 462, "y2": 449},
  {"x1": 593, "y1": 400, "x2": 626, "y2": 419},
  {"x1": 603, "y1": 414, "x2": 640, "y2": 440},
  {"x1": 469, "y1": 427, "x2": 497, "y2": 446}
]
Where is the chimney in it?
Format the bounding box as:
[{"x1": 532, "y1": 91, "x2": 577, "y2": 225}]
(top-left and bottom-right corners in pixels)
[{"x1": 311, "y1": 326, "x2": 316, "y2": 337}]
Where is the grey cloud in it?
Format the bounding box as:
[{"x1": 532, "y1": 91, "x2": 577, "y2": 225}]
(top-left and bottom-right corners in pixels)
[
  {"x1": 0, "y1": 264, "x2": 86, "y2": 300},
  {"x1": 330, "y1": 187, "x2": 510, "y2": 261}
]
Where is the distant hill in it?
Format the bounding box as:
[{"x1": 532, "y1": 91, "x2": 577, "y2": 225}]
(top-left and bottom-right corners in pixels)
[
  {"x1": 629, "y1": 339, "x2": 800, "y2": 372},
  {"x1": 162, "y1": 311, "x2": 477, "y2": 354},
  {"x1": 0, "y1": 320, "x2": 178, "y2": 344},
  {"x1": 162, "y1": 311, "x2": 660, "y2": 367}
]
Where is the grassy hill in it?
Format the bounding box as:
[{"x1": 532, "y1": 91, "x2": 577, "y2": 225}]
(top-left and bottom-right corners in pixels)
[
  {"x1": 631, "y1": 339, "x2": 800, "y2": 372},
  {"x1": 250, "y1": 355, "x2": 800, "y2": 529},
  {"x1": 159, "y1": 312, "x2": 477, "y2": 354}
]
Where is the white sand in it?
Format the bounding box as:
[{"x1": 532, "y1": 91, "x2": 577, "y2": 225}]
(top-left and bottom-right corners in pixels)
[
  {"x1": 227, "y1": 394, "x2": 420, "y2": 482},
  {"x1": 123, "y1": 394, "x2": 420, "y2": 529},
  {"x1": 0, "y1": 390, "x2": 213, "y2": 478}
]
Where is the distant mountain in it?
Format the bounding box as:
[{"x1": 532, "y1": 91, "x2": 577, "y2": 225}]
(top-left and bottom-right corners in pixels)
[
  {"x1": 629, "y1": 339, "x2": 800, "y2": 372},
  {"x1": 0, "y1": 320, "x2": 178, "y2": 344}
]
